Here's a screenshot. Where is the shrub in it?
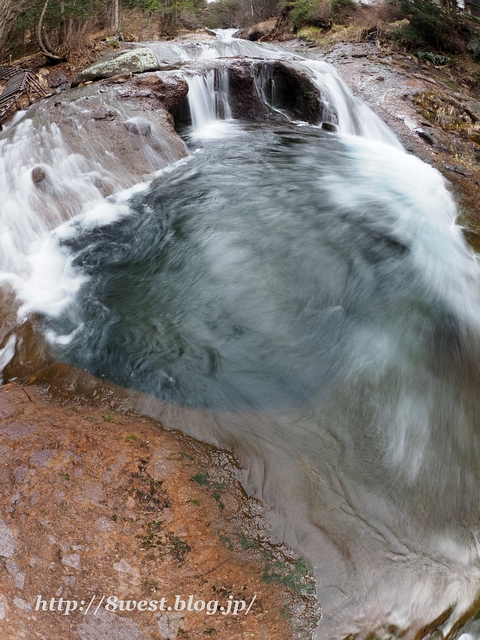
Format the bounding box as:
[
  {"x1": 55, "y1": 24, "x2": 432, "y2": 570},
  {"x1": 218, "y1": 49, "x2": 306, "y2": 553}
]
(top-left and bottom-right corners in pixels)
[
  {"x1": 414, "y1": 50, "x2": 452, "y2": 65},
  {"x1": 467, "y1": 37, "x2": 480, "y2": 62}
]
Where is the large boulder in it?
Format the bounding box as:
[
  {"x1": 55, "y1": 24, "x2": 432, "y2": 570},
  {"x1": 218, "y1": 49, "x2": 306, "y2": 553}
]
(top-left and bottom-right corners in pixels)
[
  {"x1": 71, "y1": 47, "x2": 161, "y2": 87},
  {"x1": 227, "y1": 60, "x2": 323, "y2": 124},
  {"x1": 236, "y1": 18, "x2": 278, "y2": 42}
]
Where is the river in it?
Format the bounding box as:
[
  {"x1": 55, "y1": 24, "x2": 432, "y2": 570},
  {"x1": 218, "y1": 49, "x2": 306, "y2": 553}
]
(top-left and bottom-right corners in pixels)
[{"x1": 1, "y1": 32, "x2": 480, "y2": 639}]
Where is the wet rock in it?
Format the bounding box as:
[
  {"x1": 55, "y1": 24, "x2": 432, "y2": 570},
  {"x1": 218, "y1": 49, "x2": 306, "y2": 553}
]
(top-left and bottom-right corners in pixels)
[
  {"x1": 227, "y1": 60, "x2": 322, "y2": 124},
  {"x1": 415, "y1": 127, "x2": 451, "y2": 153},
  {"x1": 136, "y1": 74, "x2": 189, "y2": 113},
  {"x1": 124, "y1": 117, "x2": 152, "y2": 136},
  {"x1": 0, "y1": 520, "x2": 16, "y2": 558},
  {"x1": 226, "y1": 62, "x2": 270, "y2": 121},
  {"x1": 71, "y1": 48, "x2": 160, "y2": 87},
  {"x1": 322, "y1": 122, "x2": 337, "y2": 132},
  {"x1": 268, "y1": 61, "x2": 322, "y2": 123},
  {"x1": 91, "y1": 107, "x2": 116, "y2": 121},
  {"x1": 31, "y1": 166, "x2": 46, "y2": 184}
]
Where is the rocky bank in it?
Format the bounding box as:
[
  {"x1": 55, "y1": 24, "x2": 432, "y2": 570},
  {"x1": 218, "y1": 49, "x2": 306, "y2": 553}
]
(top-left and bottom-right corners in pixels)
[{"x1": 0, "y1": 365, "x2": 318, "y2": 640}]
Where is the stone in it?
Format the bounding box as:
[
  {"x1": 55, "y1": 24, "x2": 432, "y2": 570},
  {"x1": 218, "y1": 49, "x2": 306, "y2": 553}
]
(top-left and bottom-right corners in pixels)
[
  {"x1": 14, "y1": 465, "x2": 28, "y2": 484},
  {"x1": 136, "y1": 75, "x2": 189, "y2": 113},
  {"x1": 29, "y1": 449, "x2": 55, "y2": 466},
  {"x1": 113, "y1": 559, "x2": 139, "y2": 578},
  {"x1": 415, "y1": 127, "x2": 451, "y2": 153},
  {"x1": 31, "y1": 166, "x2": 46, "y2": 184},
  {"x1": 0, "y1": 520, "x2": 16, "y2": 558},
  {"x1": 156, "y1": 612, "x2": 183, "y2": 639},
  {"x1": 13, "y1": 597, "x2": 31, "y2": 612},
  {"x1": 0, "y1": 597, "x2": 6, "y2": 620},
  {"x1": 77, "y1": 608, "x2": 146, "y2": 640},
  {"x1": 469, "y1": 132, "x2": 480, "y2": 145},
  {"x1": 445, "y1": 164, "x2": 474, "y2": 177},
  {"x1": 95, "y1": 516, "x2": 115, "y2": 532},
  {"x1": 71, "y1": 48, "x2": 160, "y2": 87},
  {"x1": 237, "y1": 18, "x2": 277, "y2": 42},
  {"x1": 5, "y1": 560, "x2": 18, "y2": 575},
  {"x1": 1, "y1": 423, "x2": 36, "y2": 439},
  {"x1": 227, "y1": 60, "x2": 321, "y2": 124},
  {"x1": 92, "y1": 107, "x2": 116, "y2": 121},
  {"x1": 14, "y1": 572, "x2": 25, "y2": 590},
  {"x1": 62, "y1": 553, "x2": 81, "y2": 570}
]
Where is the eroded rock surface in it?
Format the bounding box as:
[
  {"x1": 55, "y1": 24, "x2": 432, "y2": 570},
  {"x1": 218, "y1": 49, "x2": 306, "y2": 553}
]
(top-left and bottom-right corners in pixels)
[{"x1": 0, "y1": 369, "x2": 318, "y2": 639}]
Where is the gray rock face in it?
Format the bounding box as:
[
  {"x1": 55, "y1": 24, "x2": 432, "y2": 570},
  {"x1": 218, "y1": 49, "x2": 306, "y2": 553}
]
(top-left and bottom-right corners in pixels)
[
  {"x1": 77, "y1": 608, "x2": 146, "y2": 640},
  {"x1": 0, "y1": 520, "x2": 16, "y2": 558},
  {"x1": 71, "y1": 48, "x2": 160, "y2": 87}
]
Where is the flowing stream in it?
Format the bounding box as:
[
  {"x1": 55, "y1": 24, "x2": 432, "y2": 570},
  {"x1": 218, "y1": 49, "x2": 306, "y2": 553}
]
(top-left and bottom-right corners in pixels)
[{"x1": 1, "y1": 33, "x2": 480, "y2": 639}]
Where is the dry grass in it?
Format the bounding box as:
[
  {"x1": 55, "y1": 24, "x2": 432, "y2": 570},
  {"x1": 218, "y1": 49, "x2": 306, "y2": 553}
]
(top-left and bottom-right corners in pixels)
[{"x1": 296, "y1": 1, "x2": 408, "y2": 46}]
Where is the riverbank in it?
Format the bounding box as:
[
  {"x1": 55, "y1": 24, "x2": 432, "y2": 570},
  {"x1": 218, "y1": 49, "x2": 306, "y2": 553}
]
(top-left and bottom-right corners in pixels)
[{"x1": 0, "y1": 364, "x2": 318, "y2": 639}]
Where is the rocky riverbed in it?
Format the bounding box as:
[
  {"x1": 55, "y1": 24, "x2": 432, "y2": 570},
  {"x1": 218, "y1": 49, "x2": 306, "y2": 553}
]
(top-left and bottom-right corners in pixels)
[{"x1": 1, "y1": 32, "x2": 480, "y2": 640}]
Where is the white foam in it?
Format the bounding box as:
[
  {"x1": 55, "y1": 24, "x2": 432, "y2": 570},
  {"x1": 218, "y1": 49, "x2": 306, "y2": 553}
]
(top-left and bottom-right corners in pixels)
[{"x1": 0, "y1": 335, "x2": 16, "y2": 383}]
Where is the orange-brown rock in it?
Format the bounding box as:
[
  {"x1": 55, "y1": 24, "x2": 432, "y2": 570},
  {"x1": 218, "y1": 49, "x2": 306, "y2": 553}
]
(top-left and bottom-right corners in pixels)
[{"x1": 0, "y1": 371, "x2": 318, "y2": 639}]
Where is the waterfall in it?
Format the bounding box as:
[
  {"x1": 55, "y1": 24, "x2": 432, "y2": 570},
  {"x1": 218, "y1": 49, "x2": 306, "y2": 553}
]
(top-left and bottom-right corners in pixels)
[
  {"x1": 253, "y1": 64, "x2": 278, "y2": 114},
  {"x1": 185, "y1": 68, "x2": 232, "y2": 138},
  {"x1": 142, "y1": 37, "x2": 402, "y2": 146}
]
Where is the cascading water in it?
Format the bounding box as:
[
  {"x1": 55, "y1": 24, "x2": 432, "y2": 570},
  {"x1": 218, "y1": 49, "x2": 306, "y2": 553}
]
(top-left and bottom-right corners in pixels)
[
  {"x1": 185, "y1": 68, "x2": 232, "y2": 137},
  {"x1": 1, "y1": 34, "x2": 480, "y2": 640}
]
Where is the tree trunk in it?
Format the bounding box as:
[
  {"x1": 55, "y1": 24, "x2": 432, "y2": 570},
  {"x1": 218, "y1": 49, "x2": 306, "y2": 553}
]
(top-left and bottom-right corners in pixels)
[
  {"x1": 37, "y1": 0, "x2": 64, "y2": 61},
  {"x1": 58, "y1": 0, "x2": 66, "y2": 46},
  {"x1": 112, "y1": 0, "x2": 119, "y2": 31}
]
